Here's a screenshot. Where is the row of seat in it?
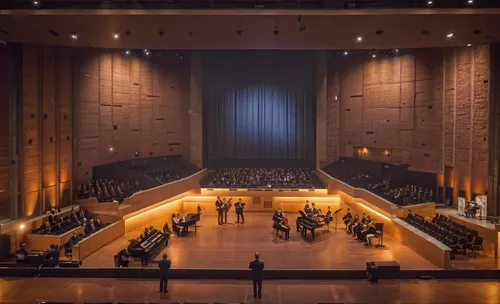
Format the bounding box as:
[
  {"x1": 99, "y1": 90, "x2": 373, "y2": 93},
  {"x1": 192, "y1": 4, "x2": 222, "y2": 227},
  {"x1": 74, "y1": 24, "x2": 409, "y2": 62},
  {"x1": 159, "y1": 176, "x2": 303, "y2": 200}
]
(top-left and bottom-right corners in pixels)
[{"x1": 405, "y1": 213, "x2": 485, "y2": 258}]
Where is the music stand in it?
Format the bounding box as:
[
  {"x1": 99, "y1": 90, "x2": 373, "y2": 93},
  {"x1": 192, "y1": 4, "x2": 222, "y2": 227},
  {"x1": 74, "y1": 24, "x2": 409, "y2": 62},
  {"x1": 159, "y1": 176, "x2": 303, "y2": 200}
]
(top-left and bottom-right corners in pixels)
[{"x1": 332, "y1": 208, "x2": 343, "y2": 232}]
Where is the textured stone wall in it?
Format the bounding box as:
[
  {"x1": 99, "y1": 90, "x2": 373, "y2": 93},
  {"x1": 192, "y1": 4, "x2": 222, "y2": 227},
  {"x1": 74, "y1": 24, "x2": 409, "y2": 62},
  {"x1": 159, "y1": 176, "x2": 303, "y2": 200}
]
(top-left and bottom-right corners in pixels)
[
  {"x1": 327, "y1": 46, "x2": 491, "y2": 202},
  {"x1": 74, "y1": 50, "x2": 189, "y2": 183}
]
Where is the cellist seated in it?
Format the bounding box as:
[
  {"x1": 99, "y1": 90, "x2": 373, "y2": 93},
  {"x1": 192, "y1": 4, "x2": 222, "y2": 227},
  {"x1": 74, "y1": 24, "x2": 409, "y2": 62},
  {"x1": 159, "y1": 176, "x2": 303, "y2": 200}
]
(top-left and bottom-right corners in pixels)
[{"x1": 272, "y1": 208, "x2": 290, "y2": 240}]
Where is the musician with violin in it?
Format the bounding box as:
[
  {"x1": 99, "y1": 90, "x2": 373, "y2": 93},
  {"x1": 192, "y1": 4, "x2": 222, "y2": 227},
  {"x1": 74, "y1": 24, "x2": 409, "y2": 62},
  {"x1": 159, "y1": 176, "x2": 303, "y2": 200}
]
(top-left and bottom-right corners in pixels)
[
  {"x1": 343, "y1": 208, "x2": 353, "y2": 227},
  {"x1": 235, "y1": 198, "x2": 245, "y2": 224},
  {"x1": 223, "y1": 197, "x2": 232, "y2": 224},
  {"x1": 272, "y1": 208, "x2": 290, "y2": 240}
]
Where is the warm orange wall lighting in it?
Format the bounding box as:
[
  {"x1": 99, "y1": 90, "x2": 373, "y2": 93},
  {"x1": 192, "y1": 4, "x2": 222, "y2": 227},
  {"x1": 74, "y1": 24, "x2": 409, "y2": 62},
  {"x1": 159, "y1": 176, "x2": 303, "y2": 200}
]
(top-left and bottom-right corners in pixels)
[{"x1": 356, "y1": 202, "x2": 392, "y2": 221}]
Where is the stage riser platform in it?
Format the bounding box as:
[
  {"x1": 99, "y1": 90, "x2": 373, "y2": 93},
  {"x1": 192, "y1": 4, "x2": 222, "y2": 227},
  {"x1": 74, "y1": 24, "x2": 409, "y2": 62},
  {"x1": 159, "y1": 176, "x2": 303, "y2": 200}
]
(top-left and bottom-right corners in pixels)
[{"x1": 2, "y1": 268, "x2": 498, "y2": 280}]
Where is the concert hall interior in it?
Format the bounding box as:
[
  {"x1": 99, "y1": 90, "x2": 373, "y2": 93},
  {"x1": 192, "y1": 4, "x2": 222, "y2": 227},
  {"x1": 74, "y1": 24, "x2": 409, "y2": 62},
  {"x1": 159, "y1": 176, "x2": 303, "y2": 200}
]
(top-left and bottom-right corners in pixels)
[{"x1": 2, "y1": 1, "x2": 500, "y2": 303}]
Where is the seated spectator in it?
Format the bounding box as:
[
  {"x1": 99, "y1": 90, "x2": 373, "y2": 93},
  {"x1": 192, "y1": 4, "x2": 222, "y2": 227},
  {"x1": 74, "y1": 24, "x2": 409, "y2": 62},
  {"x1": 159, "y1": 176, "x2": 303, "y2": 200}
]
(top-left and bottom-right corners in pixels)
[
  {"x1": 73, "y1": 178, "x2": 139, "y2": 203},
  {"x1": 15, "y1": 243, "x2": 29, "y2": 263}
]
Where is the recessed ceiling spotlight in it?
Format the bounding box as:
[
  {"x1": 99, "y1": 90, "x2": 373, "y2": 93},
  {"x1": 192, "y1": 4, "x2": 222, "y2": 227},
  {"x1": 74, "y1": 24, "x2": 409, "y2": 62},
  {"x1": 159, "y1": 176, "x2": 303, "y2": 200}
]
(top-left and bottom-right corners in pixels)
[
  {"x1": 372, "y1": 54, "x2": 376, "y2": 58},
  {"x1": 344, "y1": 51, "x2": 348, "y2": 56},
  {"x1": 446, "y1": 33, "x2": 454, "y2": 38},
  {"x1": 144, "y1": 49, "x2": 150, "y2": 56},
  {"x1": 33, "y1": 0, "x2": 39, "y2": 5},
  {"x1": 427, "y1": 0, "x2": 433, "y2": 5},
  {"x1": 113, "y1": 33, "x2": 120, "y2": 40},
  {"x1": 467, "y1": 44, "x2": 472, "y2": 47},
  {"x1": 356, "y1": 36, "x2": 363, "y2": 42},
  {"x1": 467, "y1": 0, "x2": 474, "y2": 4},
  {"x1": 70, "y1": 33, "x2": 78, "y2": 40},
  {"x1": 395, "y1": 48, "x2": 399, "y2": 52},
  {"x1": 124, "y1": 49, "x2": 130, "y2": 55}
]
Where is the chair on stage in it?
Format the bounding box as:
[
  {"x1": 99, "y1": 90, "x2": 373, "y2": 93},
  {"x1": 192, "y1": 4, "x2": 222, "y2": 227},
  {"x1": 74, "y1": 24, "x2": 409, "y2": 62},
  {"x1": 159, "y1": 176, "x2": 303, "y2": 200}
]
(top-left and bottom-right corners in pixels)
[
  {"x1": 469, "y1": 236, "x2": 486, "y2": 256},
  {"x1": 367, "y1": 223, "x2": 385, "y2": 248}
]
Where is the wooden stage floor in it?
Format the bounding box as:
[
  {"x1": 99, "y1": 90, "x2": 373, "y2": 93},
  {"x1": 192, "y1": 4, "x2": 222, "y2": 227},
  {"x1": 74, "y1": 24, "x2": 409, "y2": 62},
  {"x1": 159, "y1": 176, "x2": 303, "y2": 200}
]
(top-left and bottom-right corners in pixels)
[
  {"x1": 83, "y1": 212, "x2": 439, "y2": 270},
  {"x1": 2, "y1": 277, "x2": 500, "y2": 304}
]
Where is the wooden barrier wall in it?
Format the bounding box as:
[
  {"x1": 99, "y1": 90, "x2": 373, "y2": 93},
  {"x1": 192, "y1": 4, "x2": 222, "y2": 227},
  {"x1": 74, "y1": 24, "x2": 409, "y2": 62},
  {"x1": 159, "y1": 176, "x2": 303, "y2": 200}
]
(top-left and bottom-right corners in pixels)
[
  {"x1": 118, "y1": 169, "x2": 205, "y2": 215},
  {"x1": 392, "y1": 219, "x2": 452, "y2": 269},
  {"x1": 25, "y1": 226, "x2": 84, "y2": 251},
  {"x1": 73, "y1": 220, "x2": 125, "y2": 261},
  {"x1": 182, "y1": 191, "x2": 339, "y2": 215}
]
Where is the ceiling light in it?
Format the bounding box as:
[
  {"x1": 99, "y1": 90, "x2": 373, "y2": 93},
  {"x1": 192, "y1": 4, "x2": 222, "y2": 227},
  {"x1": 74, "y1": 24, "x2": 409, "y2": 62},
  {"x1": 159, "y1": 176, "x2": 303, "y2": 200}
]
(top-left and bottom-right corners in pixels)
[
  {"x1": 446, "y1": 33, "x2": 454, "y2": 38},
  {"x1": 109, "y1": 147, "x2": 114, "y2": 152},
  {"x1": 356, "y1": 36, "x2": 363, "y2": 42},
  {"x1": 467, "y1": 44, "x2": 472, "y2": 47},
  {"x1": 344, "y1": 51, "x2": 348, "y2": 56},
  {"x1": 113, "y1": 33, "x2": 120, "y2": 40},
  {"x1": 372, "y1": 54, "x2": 376, "y2": 58},
  {"x1": 70, "y1": 33, "x2": 78, "y2": 40},
  {"x1": 144, "y1": 49, "x2": 150, "y2": 56},
  {"x1": 124, "y1": 49, "x2": 130, "y2": 55},
  {"x1": 427, "y1": 0, "x2": 433, "y2": 4},
  {"x1": 395, "y1": 48, "x2": 399, "y2": 52},
  {"x1": 467, "y1": 0, "x2": 474, "y2": 4},
  {"x1": 33, "y1": 1, "x2": 39, "y2": 5}
]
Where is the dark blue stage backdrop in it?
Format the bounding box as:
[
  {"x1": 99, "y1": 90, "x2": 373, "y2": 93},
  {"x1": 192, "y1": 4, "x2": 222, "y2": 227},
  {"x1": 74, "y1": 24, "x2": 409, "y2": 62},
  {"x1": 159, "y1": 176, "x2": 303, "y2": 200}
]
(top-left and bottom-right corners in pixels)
[{"x1": 202, "y1": 51, "x2": 316, "y2": 167}]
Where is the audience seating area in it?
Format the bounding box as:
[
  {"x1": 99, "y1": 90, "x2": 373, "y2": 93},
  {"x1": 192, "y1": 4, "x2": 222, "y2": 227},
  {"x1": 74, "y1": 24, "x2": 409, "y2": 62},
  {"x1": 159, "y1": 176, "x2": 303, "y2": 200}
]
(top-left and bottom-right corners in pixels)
[
  {"x1": 74, "y1": 179, "x2": 139, "y2": 202},
  {"x1": 404, "y1": 213, "x2": 486, "y2": 259},
  {"x1": 327, "y1": 171, "x2": 434, "y2": 206},
  {"x1": 74, "y1": 156, "x2": 201, "y2": 203},
  {"x1": 200, "y1": 167, "x2": 325, "y2": 189},
  {"x1": 135, "y1": 156, "x2": 201, "y2": 184}
]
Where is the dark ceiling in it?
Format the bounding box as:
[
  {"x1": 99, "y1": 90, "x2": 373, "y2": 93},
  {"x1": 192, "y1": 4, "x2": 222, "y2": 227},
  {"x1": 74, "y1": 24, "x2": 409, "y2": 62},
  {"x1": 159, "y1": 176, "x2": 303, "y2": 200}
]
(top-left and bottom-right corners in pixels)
[{"x1": 1, "y1": 0, "x2": 500, "y2": 10}]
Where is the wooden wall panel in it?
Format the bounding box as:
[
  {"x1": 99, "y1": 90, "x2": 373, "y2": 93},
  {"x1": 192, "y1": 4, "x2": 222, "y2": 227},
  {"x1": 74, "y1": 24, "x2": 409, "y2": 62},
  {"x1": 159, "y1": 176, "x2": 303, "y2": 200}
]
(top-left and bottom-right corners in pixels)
[
  {"x1": 328, "y1": 46, "x2": 490, "y2": 202},
  {"x1": 22, "y1": 45, "x2": 41, "y2": 217},
  {"x1": 74, "y1": 50, "x2": 189, "y2": 183},
  {"x1": 0, "y1": 45, "x2": 9, "y2": 219},
  {"x1": 42, "y1": 46, "x2": 57, "y2": 209},
  {"x1": 20, "y1": 45, "x2": 74, "y2": 217}
]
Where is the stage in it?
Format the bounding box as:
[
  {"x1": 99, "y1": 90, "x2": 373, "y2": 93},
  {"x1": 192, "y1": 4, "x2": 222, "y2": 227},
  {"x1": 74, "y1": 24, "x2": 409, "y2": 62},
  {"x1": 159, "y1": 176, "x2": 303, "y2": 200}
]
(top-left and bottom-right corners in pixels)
[{"x1": 82, "y1": 212, "x2": 438, "y2": 270}]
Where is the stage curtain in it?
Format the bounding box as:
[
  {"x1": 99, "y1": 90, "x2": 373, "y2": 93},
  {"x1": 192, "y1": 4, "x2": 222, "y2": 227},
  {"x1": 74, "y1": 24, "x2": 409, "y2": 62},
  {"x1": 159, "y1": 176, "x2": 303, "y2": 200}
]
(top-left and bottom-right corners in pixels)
[{"x1": 203, "y1": 52, "x2": 316, "y2": 165}]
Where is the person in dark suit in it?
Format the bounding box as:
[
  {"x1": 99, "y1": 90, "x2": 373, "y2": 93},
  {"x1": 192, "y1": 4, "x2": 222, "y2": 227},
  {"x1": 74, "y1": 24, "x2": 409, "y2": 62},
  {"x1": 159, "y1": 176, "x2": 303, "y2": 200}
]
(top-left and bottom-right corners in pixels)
[
  {"x1": 249, "y1": 252, "x2": 264, "y2": 299},
  {"x1": 235, "y1": 198, "x2": 245, "y2": 224},
  {"x1": 159, "y1": 253, "x2": 171, "y2": 293},
  {"x1": 215, "y1": 196, "x2": 223, "y2": 225}
]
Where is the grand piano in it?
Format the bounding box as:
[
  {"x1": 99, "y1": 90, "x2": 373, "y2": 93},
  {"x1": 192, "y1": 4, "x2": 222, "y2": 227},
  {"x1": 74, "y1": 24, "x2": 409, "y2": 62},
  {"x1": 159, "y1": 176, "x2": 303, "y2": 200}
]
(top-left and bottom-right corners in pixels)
[
  {"x1": 178, "y1": 213, "x2": 201, "y2": 234},
  {"x1": 296, "y1": 210, "x2": 325, "y2": 241},
  {"x1": 129, "y1": 229, "x2": 169, "y2": 258}
]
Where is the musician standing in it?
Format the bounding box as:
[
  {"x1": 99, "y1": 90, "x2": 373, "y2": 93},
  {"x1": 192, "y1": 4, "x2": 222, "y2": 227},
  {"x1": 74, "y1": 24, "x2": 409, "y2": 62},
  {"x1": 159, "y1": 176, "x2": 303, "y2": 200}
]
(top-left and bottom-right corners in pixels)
[
  {"x1": 223, "y1": 198, "x2": 229, "y2": 224},
  {"x1": 215, "y1": 196, "x2": 223, "y2": 225},
  {"x1": 235, "y1": 198, "x2": 245, "y2": 224},
  {"x1": 249, "y1": 252, "x2": 264, "y2": 299}
]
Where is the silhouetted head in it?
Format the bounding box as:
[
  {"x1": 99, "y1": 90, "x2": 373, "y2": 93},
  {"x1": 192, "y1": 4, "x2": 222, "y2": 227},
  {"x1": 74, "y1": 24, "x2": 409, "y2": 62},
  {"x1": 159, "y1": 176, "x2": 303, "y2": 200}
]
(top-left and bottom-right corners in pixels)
[
  {"x1": 162, "y1": 254, "x2": 167, "y2": 259},
  {"x1": 255, "y1": 252, "x2": 260, "y2": 260}
]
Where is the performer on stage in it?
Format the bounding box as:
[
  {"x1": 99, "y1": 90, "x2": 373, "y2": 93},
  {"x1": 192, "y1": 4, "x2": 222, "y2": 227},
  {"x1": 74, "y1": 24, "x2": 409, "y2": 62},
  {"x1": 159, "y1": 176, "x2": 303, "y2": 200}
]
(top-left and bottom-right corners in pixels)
[
  {"x1": 304, "y1": 201, "x2": 312, "y2": 214},
  {"x1": 272, "y1": 208, "x2": 290, "y2": 240},
  {"x1": 235, "y1": 198, "x2": 245, "y2": 223},
  {"x1": 223, "y1": 197, "x2": 232, "y2": 224},
  {"x1": 343, "y1": 208, "x2": 353, "y2": 227},
  {"x1": 215, "y1": 196, "x2": 223, "y2": 225}
]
